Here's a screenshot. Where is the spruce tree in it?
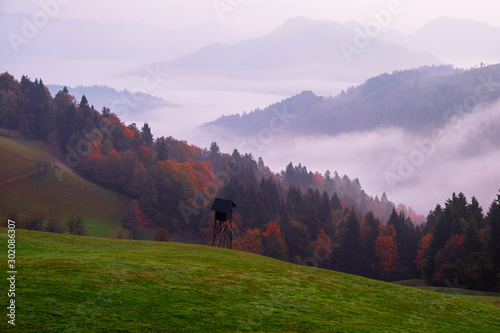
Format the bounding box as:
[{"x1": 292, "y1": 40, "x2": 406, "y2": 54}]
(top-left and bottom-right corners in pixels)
[
  {"x1": 337, "y1": 209, "x2": 362, "y2": 275},
  {"x1": 487, "y1": 191, "x2": 500, "y2": 267},
  {"x1": 141, "y1": 123, "x2": 154, "y2": 147}
]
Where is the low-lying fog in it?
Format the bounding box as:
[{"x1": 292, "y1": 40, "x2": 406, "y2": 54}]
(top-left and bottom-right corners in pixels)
[
  {"x1": 106, "y1": 69, "x2": 500, "y2": 216},
  {"x1": 196, "y1": 100, "x2": 500, "y2": 215}
]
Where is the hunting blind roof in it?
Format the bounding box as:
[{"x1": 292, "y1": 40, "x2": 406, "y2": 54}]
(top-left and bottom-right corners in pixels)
[{"x1": 210, "y1": 198, "x2": 236, "y2": 213}]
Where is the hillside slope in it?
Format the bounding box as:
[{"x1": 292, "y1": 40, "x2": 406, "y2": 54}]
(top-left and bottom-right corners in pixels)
[
  {"x1": 1, "y1": 229, "x2": 499, "y2": 332},
  {"x1": 0, "y1": 136, "x2": 128, "y2": 237}
]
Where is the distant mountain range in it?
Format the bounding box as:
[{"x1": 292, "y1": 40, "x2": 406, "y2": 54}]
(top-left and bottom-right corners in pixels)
[
  {"x1": 0, "y1": 10, "x2": 248, "y2": 64},
  {"x1": 142, "y1": 16, "x2": 500, "y2": 83},
  {"x1": 379, "y1": 17, "x2": 500, "y2": 66},
  {"x1": 146, "y1": 16, "x2": 442, "y2": 82},
  {"x1": 201, "y1": 63, "x2": 500, "y2": 137}
]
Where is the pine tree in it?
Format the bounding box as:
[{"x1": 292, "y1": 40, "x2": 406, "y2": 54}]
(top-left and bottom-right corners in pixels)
[
  {"x1": 141, "y1": 123, "x2": 154, "y2": 147},
  {"x1": 155, "y1": 136, "x2": 169, "y2": 161},
  {"x1": 337, "y1": 209, "x2": 362, "y2": 275},
  {"x1": 319, "y1": 191, "x2": 334, "y2": 237},
  {"x1": 330, "y1": 192, "x2": 342, "y2": 211},
  {"x1": 468, "y1": 196, "x2": 485, "y2": 229},
  {"x1": 364, "y1": 211, "x2": 380, "y2": 278},
  {"x1": 487, "y1": 191, "x2": 500, "y2": 267}
]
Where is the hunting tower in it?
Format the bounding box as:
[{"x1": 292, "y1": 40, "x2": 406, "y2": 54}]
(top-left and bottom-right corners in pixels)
[{"x1": 210, "y1": 198, "x2": 236, "y2": 249}]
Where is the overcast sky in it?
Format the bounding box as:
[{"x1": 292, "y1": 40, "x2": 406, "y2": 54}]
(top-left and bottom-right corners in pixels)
[{"x1": 1, "y1": 0, "x2": 499, "y2": 35}]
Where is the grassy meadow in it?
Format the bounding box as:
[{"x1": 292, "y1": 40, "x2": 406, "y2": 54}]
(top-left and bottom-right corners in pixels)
[{"x1": 0, "y1": 229, "x2": 499, "y2": 332}]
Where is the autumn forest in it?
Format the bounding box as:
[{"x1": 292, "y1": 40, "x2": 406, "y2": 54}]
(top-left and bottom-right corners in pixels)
[{"x1": 1, "y1": 72, "x2": 500, "y2": 292}]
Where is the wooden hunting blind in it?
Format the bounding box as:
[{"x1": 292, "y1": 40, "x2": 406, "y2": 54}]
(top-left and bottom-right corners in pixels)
[{"x1": 210, "y1": 198, "x2": 236, "y2": 249}]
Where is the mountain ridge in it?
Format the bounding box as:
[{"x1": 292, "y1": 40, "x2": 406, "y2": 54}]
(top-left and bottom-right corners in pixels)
[
  {"x1": 144, "y1": 16, "x2": 442, "y2": 82},
  {"x1": 201, "y1": 63, "x2": 500, "y2": 137}
]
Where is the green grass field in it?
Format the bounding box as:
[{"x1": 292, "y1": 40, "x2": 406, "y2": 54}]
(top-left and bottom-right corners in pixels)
[
  {"x1": 393, "y1": 279, "x2": 500, "y2": 309},
  {"x1": 1, "y1": 229, "x2": 499, "y2": 332},
  {"x1": 0, "y1": 137, "x2": 128, "y2": 238}
]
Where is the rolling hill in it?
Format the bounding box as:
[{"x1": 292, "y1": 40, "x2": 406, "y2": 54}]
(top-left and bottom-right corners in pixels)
[
  {"x1": 0, "y1": 229, "x2": 499, "y2": 332},
  {"x1": 0, "y1": 136, "x2": 129, "y2": 238}
]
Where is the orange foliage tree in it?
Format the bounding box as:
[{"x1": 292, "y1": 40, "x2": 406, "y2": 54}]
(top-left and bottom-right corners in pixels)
[
  {"x1": 415, "y1": 233, "x2": 433, "y2": 271},
  {"x1": 239, "y1": 228, "x2": 263, "y2": 254},
  {"x1": 154, "y1": 227, "x2": 170, "y2": 241},
  {"x1": 192, "y1": 161, "x2": 217, "y2": 193},
  {"x1": 374, "y1": 225, "x2": 399, "y2": 278},
  {"x1": 123, "y1": 127, "x2": 135, "y2": 139},
  {"x1": 137, "y1": 145, "x2": 156, "y2": 168},
  {"x1": 311, "y1": 229, "x2": 332, "y2": 268},
  {"x1": 262, "y1": 221, "x2": 288, "y2": 261}
]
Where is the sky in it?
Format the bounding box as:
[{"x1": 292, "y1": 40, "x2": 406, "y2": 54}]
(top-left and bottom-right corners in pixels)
[{"x1": 1, "y1": 0, "x2": 499, "y2": 35}]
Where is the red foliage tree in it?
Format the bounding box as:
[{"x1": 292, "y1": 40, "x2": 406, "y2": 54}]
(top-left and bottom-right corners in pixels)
[
  {"x1": 135, "y1": 205, "x2": 149, "y2": 226},
  {"x1": 137, "y1": 145, "x2": 156, "y2": 168},
  {"x1": 313, "y1": 172, "x2": 324, "y2": 185},
  {"x1": 262, "y1": 221, "x2": 288, "y2": 261},
  {"x1": 311, "y1": 229, "x2": 333, "y2": 268},
  {"x1": 239, "y1": 229, "x2": 263, "y2": 254},
  {"x1": 124, "y1": 127, "x2": 135, "y2": 139},
  {"x1": 192, "y1": 161, "x2": 216, "y2": 192},
  {"x1": 432, "y1": 234, "x2": 465, "y2": 283},
  {"x1": 435, "y1": 234, "x2": 465, "y2": 268},
  {"x1": 415, "y1": 233, "x2": 433, "y2": 271},
  {"x1": 374, "y1": 225, "x2": 399, "y2": 278},
  {"x1": 154, "y1": 227, "x2": 170, "y2": 241}
]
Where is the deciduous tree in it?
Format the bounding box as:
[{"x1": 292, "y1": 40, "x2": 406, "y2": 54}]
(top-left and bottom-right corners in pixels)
[
  {"x1": 375, "y1": 225, "x2": 399, "y2": 279},
  {"x1": 262, "y1": 221, "x2": 288, "y2": 261},
  {"x1": 239, "y1": 228, "x2": 263, "y2": 254}
]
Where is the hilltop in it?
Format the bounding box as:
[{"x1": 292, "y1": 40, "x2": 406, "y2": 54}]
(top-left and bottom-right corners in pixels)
[{"x1": 0, "y1": 229, "x2": 499, "y2": 332}]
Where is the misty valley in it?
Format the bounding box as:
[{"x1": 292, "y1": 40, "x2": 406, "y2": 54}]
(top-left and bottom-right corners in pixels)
[{"x1": 1, "y1": 4, "x2": 500, "y2": 331}]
